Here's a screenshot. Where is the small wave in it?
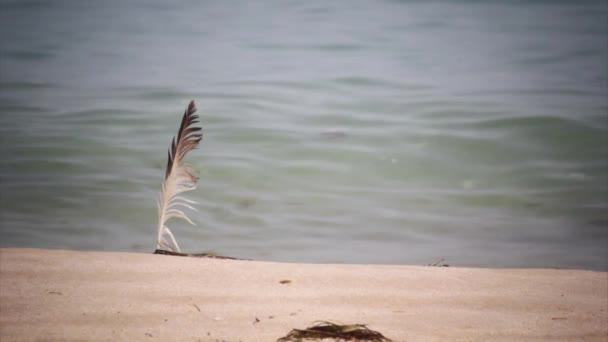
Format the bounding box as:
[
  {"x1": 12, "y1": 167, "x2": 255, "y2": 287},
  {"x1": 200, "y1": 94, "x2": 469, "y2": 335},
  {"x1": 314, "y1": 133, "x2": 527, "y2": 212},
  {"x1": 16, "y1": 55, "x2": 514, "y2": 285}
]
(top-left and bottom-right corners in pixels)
[
  {"x1": 0, "y1": 81, "x2": 59, "y2": 90},
  {"x1": 4, "y1": 50, "x2": 54, "y2": 61}
]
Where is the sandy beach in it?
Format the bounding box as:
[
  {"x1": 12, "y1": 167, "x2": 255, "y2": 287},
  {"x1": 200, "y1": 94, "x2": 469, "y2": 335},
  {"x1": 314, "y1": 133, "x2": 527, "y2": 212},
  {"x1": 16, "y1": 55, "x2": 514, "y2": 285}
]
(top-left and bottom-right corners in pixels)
[{"x1": 0, "y1": 248, "x2": 606, "y2": 341}]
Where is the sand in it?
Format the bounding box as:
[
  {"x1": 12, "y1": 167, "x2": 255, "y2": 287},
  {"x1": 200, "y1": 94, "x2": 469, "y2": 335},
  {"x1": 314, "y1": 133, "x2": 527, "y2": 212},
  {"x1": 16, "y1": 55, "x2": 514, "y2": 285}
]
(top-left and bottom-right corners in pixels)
[{"x1": 0, "y1": 248, "x2": 606, "y2": 341}]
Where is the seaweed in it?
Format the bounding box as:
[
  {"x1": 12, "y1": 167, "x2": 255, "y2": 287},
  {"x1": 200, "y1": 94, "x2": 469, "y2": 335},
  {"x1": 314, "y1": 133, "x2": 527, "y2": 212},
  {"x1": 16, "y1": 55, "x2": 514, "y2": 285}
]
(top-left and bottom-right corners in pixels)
[
  {"x1": 426, "y1": 258, "x2": 449, "y2": 267},
  {"x1": 277, "y1": 321, "x2": 392, "y2": 342},
  {"x1": 153, "y1": 249, "x2": 244, "y2": 260}
]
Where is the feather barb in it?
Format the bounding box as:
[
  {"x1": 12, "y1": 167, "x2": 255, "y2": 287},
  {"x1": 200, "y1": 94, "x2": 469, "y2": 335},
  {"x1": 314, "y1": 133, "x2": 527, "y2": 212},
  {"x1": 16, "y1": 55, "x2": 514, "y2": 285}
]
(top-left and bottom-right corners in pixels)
[{"x1": 157, "y1": 100, "x2": 202, "y2": 252}]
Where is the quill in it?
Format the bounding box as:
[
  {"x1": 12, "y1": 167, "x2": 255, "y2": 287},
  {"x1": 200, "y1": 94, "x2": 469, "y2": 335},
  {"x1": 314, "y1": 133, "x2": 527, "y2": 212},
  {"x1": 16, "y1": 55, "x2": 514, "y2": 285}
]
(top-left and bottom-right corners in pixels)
[{"x1": 156, "y1": 100, "x2": 202, "y2": 252}]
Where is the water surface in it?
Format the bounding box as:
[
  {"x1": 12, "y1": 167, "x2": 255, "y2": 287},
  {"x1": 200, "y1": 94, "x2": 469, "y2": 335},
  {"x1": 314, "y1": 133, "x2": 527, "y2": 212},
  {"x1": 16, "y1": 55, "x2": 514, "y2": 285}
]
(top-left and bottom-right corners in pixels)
[{"x1": 1, "y1": 0, "x2": 606, "y2": 269}]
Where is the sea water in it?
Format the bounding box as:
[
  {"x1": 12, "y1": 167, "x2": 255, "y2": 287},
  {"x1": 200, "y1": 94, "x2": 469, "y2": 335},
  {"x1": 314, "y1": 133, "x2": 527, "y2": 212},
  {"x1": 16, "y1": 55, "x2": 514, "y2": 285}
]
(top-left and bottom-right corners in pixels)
[{"x1": 1, "y1": 0, "x2": 606, "y2": 269}]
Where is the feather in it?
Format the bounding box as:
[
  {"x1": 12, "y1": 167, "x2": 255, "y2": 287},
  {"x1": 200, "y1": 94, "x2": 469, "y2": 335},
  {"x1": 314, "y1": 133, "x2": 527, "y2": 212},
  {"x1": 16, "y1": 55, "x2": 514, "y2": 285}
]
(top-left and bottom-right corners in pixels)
[{"x1": 157, "y1": 100, "x2": 203, "y2": 252}]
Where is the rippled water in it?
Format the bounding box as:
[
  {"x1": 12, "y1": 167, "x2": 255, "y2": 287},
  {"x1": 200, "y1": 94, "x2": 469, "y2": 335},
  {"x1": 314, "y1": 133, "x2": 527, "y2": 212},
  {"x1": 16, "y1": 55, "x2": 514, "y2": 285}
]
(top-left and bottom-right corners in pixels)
[{"x1": 1, "y1": 0, "x2": 606, "y2": 269}]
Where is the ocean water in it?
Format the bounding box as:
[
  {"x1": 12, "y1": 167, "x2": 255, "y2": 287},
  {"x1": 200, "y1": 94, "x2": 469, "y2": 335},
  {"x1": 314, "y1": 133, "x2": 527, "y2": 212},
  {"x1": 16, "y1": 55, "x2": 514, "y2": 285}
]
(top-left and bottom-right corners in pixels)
[{"x1": 0, "y1": 0, "x2": 606, "y2": 270}]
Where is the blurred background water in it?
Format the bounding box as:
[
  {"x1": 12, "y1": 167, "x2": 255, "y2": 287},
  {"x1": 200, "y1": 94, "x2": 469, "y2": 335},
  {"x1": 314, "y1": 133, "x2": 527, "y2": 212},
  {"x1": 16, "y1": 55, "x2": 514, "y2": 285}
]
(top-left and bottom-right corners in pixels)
[{"x1": 0, "y1": 0, "x2": 606, "y2": 269}]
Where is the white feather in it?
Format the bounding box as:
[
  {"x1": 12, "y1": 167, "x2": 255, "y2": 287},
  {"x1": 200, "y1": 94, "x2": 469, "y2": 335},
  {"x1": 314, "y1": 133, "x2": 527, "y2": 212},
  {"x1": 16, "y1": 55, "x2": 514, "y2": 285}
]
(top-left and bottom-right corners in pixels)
[{"x1": 156, "y1": 100, "x2": 203, "y2": 252}]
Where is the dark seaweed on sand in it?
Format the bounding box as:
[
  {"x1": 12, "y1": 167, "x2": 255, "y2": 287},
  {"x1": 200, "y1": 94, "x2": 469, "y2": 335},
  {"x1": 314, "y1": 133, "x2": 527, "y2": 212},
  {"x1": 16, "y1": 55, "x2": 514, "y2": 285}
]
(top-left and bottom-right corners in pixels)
[
  {"x1": 153, "y1": 249, "x2": 243, "y2": 260},
  {"x1": 277, "y1": 321, "x2": 392, "y2": 342}
]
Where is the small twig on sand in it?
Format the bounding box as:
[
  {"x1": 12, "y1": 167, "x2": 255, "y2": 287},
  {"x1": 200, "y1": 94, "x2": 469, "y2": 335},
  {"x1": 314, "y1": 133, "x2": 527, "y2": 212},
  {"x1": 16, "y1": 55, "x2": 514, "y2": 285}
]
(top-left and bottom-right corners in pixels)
[{"x1": 153, "y1": 249, "x2": 244, "y2": 260}]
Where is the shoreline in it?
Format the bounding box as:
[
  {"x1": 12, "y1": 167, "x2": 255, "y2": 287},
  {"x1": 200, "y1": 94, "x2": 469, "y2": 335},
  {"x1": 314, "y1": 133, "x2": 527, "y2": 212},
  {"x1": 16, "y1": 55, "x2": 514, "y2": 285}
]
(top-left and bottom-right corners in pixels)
[{"x1": 1, "y1": 248, "x2": 606, "y2": 341}]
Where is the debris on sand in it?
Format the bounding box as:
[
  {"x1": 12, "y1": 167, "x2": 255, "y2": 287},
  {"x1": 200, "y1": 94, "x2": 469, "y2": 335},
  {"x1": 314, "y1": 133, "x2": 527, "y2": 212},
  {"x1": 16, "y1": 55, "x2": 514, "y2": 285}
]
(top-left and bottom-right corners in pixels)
[
  {"x1": 153, "y1": 249, "x2": 243, "y2": 260},
  {"x1": 277, "y1": 321, "x2": 392, "y2": 342}
]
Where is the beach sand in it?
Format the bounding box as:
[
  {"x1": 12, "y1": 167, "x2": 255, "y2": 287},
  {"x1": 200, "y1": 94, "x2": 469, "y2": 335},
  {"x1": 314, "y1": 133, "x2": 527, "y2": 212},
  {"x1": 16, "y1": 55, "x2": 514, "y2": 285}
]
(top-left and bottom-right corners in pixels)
[{"x1": 0, "y1": 248, "x2": 606, "y2": 341}]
